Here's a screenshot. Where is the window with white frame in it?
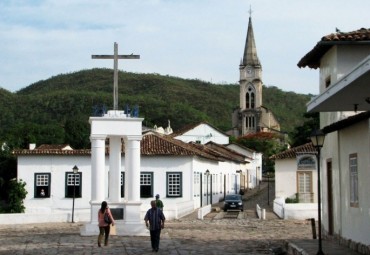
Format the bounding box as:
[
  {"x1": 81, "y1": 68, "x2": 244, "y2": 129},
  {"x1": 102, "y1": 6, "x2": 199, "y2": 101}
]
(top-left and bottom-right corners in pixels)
[
  {"x1": 34, "y1": 173, "x2": 51, "y2": 198},
  {"x1": 297, "y1": 171, "x2": 313, "y2": 203},
  {"x1": 212, "y1": 174, "x2": 216, "y2": 194},
  {"x1": 167, "y1": 172, "x2": 182, "y2": 197},
  {"x1": 65, "y1": 172, "x2": 82, "y2": 198},
  {"x1": 194, "y1": 172, "x2": 200, "y2": 197},
  {"x1": 219, "y1": 173, "x2": 223, "y2": 194},
  {"x1": 140, "y1": 172, "x2": 153, "y2": 198},
  {"x1": 349, "y1": 154, "x2": 359, "y2": 207}
]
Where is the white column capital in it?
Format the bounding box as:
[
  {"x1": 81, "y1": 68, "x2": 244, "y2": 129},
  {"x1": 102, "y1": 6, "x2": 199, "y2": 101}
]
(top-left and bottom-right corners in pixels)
[
  {"x1": 90, "y1": 135, "x2": 107, "y2": 141},
  {"x1": 124, "y1": 135, "x2": 142, "y2": 142}
]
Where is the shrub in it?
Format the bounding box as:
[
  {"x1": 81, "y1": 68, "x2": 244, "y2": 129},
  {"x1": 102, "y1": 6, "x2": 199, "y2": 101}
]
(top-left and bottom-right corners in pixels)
[
  {"x1": 7, "y1": 179, "x2": 28, "y2": 213},
  {"x1": 285, "y1": 193, "x2": 299, "y2": 203}
]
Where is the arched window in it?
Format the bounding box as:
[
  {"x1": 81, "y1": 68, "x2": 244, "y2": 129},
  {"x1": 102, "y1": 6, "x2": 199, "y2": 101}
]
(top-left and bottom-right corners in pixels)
[
  {"x1": 251, "y1": 92, "x2": 255, "y2": 108},
  {"x1": 297, "y1": 156, "x2": 316, "y2": 170},
  {"x1": 246, "y1": 93, "x2": 250, "y2": 109},
  {"x1": 245, "y1": 85, "x2": 255, "y2": 109}
]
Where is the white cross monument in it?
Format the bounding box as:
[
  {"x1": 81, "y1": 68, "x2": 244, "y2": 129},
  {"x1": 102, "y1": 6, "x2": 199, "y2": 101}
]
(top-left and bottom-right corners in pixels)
[{"x1": 81, "y1": 42, "x2": 147, "y2": 236}]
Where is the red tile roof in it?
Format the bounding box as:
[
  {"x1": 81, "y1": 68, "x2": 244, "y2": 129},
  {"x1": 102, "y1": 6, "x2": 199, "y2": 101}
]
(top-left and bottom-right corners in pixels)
[
  {"x1": 205, "y1": 141, "x2": 252, "y2": 163},
  {"x1": 12, "y1": 132, "x2": 220, "y2": 161},
  {"x1": 298, "y1": 28, "x2": 370, "y2": 69},
  {"x1": 269, "y1": 143, "x2": 316, "y2": 160},
  {"x1": 323, "y1": 111, "x2": 370, "y2": 134}
]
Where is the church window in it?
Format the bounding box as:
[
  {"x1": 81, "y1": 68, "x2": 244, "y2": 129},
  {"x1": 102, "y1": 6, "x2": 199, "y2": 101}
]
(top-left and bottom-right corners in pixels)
[
  {"x1": 246, "y1": 116, "x2": 255, "y2": 129},
  {"x1": 65, "y1": 172, "x2": 82, "y2": 198},
  {"x1": 34, "y1": 173, "x2": 51, "y2": 198},
  {"x1": 349, "y1": 154, "x2": 359, "y2": 207},
  {"x1": 251, "y1": 92, "x2": 255, "y2": 108},
  {"x1": 167, "y1": 172, "x2": 182, "y2": 197},
  {"x1": 140, "y1": 172, "x2": 153, "y2": 198},
  {"x1": 246, "y1": 86, "x2": 255, "y2": 109}
]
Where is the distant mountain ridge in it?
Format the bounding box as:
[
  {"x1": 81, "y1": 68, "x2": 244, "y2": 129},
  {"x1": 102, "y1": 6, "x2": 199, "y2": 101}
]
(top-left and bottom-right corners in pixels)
[{"x1": 0, "y1": 68, "x2": 312, "y2": 149}]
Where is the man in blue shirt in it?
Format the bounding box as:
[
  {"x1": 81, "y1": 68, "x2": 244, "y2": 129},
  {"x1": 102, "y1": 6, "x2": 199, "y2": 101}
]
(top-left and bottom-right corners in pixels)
[{"x1": 144, "y1": 200, "x2": 165, "y2": 252}]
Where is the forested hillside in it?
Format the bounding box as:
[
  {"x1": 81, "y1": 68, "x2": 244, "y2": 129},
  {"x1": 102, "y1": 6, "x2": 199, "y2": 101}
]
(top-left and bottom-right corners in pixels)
[{"x1": 0, "y1": 68, "x2": 312, "y2": 149}]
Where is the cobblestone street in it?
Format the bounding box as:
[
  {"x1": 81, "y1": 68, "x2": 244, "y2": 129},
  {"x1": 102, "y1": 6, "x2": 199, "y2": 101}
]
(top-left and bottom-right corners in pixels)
[{"x1": 0, "y1": 182, "x2": 361, "y2": 254}]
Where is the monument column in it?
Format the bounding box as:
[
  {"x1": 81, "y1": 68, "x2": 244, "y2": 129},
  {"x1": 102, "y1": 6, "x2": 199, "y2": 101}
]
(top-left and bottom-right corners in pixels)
[
  {"x1": 91, "y1": 136, "x2": 106, "y2": 202},
  {"x1": 109, "y1": 136, "x2": 122, "y2": 202},
  {"x1": 124, "y1": 136, "x2": 142, "y2": 202}
]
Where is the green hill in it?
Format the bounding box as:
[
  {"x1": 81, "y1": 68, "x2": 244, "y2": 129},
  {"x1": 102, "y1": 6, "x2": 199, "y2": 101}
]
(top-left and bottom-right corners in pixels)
[{"x1": 0, "y1": 68, "x2": 312, "y2": 149}]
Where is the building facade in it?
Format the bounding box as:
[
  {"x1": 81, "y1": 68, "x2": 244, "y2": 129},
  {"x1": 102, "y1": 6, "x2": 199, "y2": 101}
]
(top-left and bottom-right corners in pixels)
[{"x1": 299, "y1": 28, "x2": 370, "y2": 250}]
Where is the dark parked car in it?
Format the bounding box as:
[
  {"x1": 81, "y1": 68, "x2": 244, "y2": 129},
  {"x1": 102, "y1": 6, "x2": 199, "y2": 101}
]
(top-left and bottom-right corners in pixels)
[{"x1": 223, "y1": 194, "x2": 243, "y2": 211}]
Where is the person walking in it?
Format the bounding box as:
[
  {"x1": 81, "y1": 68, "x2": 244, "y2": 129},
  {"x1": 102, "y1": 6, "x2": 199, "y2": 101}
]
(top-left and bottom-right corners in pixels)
[
  {"x1": 155, "y1": 194, "x2": 164, "y2": 211},
  {"x1": 144, "y1": 200, "x2": 165, "y2": 252},
  {"x1": 97, "y1": 201, "x2": 115, "y2": 247}
]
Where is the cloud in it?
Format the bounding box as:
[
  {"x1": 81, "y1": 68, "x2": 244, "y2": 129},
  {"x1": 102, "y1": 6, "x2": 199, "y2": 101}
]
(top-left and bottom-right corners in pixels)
[{"x1": 0, "y1": 0, "x2": 369, "y2": 94}]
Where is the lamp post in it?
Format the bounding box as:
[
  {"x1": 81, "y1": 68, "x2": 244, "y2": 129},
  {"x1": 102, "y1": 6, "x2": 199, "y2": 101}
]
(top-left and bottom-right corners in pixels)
[
  {"x1": 205, "y1": 169, "x2": 210, "y2": 205},
  {"x1": 71, "y1": 165, "x2": 79, "y2": 223},
  {"x1": 310, "y1": 129, "x2": 326, "y2": 255}
]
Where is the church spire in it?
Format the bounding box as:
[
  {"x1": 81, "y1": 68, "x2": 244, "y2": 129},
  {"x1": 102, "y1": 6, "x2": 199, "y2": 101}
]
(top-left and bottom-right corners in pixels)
[{"x1": 241, "y1": 7, "x2": 260, "y2": 67}]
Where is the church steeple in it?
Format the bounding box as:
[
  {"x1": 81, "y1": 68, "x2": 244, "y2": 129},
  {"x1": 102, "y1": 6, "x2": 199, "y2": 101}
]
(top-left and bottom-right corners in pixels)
[
  {"x1": 232, "y1": 8, "x2": 280, "y2": 138},
  {"x1": 241, "y1": 10, "x2": 260, "y2": 67}
]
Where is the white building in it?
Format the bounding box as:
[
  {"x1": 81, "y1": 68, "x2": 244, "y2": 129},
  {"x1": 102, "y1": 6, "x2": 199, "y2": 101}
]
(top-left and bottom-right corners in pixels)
[
  {"x1": 298, "y1": 28, "x2": 370, "y2": 252},
  {"x1": 226, "y1": 142, "x2": 263, "y2": 190},
  {"x1": 5, "y1": 131, "x2": 253, "y2": 225},
  {"x1": 270, "y1": 143, "x2": 318, "y2": 220},
  {"x1": 171, "y1": 122, "x2": 263, "y2": 191},
  {"x1": 171, "y1": 121, "x2": 230, "y2": 145}
]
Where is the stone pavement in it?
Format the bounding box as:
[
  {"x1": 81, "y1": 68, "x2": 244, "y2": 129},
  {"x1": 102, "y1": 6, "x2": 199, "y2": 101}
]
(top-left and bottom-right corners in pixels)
[{"x1": 0, "y1": 182, "x2": 363, "y2": 255}]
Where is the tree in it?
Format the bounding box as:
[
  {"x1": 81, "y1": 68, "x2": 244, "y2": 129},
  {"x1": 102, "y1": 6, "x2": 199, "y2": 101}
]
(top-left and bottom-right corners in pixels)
[
  {"x1": 290, "y1": 112, "x2": 319, "y2": 147},
  {"x1": 236, "y1": 132, "x2": 287, "y2": 173}
]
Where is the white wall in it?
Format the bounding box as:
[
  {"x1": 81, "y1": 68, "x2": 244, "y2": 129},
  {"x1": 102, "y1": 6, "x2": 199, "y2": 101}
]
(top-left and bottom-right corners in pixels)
[
  {"x1": 333, "y1": 120, "x2": 370, "y2": 245},
  {"x1": 274, "y1": 158, "x2": 298, "y2": 199},
  {"x1": 18, "y1": 155, "x2": 92, "y2": 214}
]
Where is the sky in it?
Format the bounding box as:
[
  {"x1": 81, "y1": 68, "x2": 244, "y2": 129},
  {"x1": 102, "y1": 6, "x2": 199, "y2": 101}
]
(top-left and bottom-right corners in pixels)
[{"x1": 0, "y1": 0, "x2": 369, "y2": 95}]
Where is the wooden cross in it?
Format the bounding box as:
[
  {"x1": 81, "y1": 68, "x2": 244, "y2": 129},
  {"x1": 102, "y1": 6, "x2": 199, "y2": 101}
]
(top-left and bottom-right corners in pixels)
[{"x1": 92, "y1": 42, "x2": 140, "y2": 110}]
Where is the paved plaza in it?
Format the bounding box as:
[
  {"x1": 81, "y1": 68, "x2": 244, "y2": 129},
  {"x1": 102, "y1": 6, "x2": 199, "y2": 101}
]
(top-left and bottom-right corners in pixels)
[{"x1": 0, "y1": 183, "x2": 362, "y2": 255}]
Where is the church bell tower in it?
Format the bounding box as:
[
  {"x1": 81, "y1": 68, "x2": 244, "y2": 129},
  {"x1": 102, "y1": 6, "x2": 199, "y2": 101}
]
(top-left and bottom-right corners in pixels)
[{"x1": 237, "y1": 11, "x2": 263, "y2": 136}]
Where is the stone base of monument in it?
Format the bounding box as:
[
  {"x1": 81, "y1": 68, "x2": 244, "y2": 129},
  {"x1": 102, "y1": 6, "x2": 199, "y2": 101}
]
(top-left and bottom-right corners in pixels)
[{"x1": 80, "y1": 201, "x2": 148, "y2": 236}]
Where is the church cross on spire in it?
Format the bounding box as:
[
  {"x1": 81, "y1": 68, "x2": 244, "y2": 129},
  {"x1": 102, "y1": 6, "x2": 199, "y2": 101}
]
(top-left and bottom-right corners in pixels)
[{"x1": 249, "y1": 5, "x2": 253, "y2": 17}]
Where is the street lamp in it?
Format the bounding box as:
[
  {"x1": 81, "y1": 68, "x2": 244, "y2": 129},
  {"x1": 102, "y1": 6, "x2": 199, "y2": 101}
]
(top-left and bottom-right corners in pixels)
[
  {"x1": 310, "y1": 129, "x2": 326, "y2": 255},
  {"x1": 72, "y1": 165, "x2": 79, "y2": 223},
  {"x1": 205, "y1": 169, "x2": 210, "y2": 205}
]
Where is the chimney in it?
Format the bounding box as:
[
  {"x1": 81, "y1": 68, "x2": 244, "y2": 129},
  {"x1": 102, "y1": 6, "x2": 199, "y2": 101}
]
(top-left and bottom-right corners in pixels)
[{"x1": 29, "y1": 144, "x2": 36, "y2": 150}]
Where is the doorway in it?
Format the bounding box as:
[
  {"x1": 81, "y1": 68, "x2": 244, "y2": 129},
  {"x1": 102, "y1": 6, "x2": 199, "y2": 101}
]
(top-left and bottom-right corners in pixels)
[{"x1": 327, "y1": 160, "x2": 334, "y2": 235}]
